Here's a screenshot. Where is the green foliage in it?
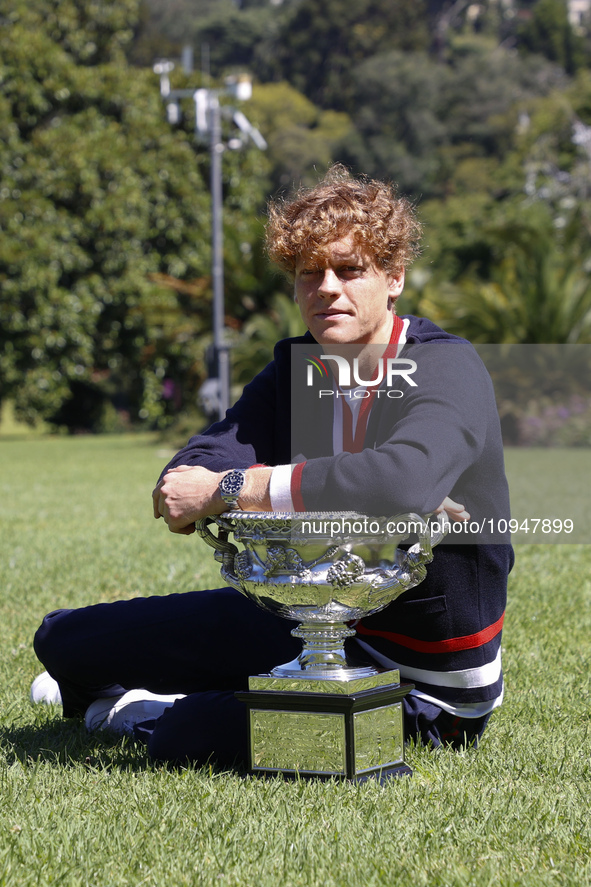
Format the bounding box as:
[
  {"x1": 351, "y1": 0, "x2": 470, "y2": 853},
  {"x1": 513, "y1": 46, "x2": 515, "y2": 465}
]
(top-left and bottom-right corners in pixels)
[
  {"x1": 7, "y1": 0, "x2": 591, "y2": 435},
  {"x1": 3, "y1": 0, "x2": 139, "y2": 67},
  {"x1": 516, "y1": 0, "x2": 586, "y2": 74},
  {"x1": 413, "y1": 61, "x2": 591, "y2": 346},
  {"x1": 260, "y1": 0, "x2": 430, "y2": 110},
  {"x1": 0, "y1": 0, "x2": 270, "y2": 430},
  {"x1": 232, "y1": 292, "x2": 305, "y2": 385},
  {"x1": 507, "y1": 69, "x2": 591, "y2": 219},
  {"x1": 517, "y1": 393, "x2": 591, "y2": 445},
  {"x1": 245, "y1": 82, "x2": 353, "y2": 190},
  {"x1": 190, "y1": 4, "x2": 276, "y2": 80},
  {"x1": 340, "y1": 44, "x2": 566, "y2": 199},
  {"x1": 419, "y1": 206, "x2": 591, "y2": 343},
  {"x1": 134, "y1": 0, "x2": 430, "y2": 110},
  {"x1": 131, "y1": 0, "x2": 243, "y2": 66}
]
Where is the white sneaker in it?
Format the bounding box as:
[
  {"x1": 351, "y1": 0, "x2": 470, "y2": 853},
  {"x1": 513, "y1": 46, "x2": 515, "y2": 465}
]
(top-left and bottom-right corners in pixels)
[
  {"x1": 85, "y1": 689, "x2": 186, "y2": 736},
  {"x1": 30, "y1": 672, "x2": 62, "y2": 705}
]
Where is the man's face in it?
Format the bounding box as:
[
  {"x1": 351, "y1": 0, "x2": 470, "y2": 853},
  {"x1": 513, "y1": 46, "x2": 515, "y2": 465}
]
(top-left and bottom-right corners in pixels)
[{"x1": 294, "y1": 235, "x2": 405, "y2": 346}]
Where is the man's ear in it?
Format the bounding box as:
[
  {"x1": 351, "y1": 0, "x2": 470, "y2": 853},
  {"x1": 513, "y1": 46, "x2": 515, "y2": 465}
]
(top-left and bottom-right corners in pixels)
[
  {"x1": 388, "y1": 269, "x2": 405, "y2": 298},
  {"x1": 387, "y1": 269, "x2": 405, "y2": 311}
]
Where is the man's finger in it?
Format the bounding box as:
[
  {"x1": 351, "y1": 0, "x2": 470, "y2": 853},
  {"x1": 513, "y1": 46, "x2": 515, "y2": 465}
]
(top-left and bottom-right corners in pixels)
[
  {"x1": 152, "y1": 485, "x2": 163, "y2": 519},
  {"x1": 168, "y1": 522, "x2": 196, "y2": 535},
  {"x1": 435, "y1": 496, "x2": 470, "y2": 521}
]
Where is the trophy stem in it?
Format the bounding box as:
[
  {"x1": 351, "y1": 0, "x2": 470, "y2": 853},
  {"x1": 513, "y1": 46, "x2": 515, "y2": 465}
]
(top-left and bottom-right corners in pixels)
[{"x1": 270, "y1": 620, "x2": 379, "y2": 680}]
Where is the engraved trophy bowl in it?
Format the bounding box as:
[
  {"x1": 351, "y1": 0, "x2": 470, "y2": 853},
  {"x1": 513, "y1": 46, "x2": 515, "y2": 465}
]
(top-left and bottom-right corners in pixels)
[{"x1": 196, "y1": 511, "x2": 446, "y2": 683}]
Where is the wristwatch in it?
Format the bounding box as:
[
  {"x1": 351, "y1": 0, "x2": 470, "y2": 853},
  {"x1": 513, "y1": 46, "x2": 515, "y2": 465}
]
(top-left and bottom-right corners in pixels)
[{"x1": 219, "y1": 469, "x2": 246, "y2": 510}]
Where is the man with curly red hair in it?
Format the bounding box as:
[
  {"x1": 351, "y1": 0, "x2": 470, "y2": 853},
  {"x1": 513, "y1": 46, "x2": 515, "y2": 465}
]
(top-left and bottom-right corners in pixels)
[{"x1": 32, "y1": 166, "x2": 512, "y2": 765}]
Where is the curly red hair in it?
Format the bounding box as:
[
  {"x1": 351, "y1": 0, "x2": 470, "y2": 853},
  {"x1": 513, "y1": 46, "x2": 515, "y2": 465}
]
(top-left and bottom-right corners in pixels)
[{"x1": 266, "y1": 165, "x2": 421, "y2": 277}]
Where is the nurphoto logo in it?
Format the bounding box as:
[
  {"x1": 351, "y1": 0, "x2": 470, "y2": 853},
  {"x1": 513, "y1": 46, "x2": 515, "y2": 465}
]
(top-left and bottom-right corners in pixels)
[{"x1": 304, "y1": 353, "x2": 417, "y2": 399}]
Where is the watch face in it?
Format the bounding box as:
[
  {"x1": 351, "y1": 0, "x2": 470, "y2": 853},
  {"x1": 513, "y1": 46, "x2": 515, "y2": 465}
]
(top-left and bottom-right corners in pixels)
[{"x1": 221, "y1": 470, "x2": 245, "y2": 500}]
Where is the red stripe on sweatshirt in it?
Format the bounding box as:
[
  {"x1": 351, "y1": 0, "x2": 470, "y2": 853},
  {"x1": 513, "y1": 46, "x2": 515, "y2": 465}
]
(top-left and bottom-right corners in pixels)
[{"x1": 356, "y1": 611, "x2": 505, "y2": 654}]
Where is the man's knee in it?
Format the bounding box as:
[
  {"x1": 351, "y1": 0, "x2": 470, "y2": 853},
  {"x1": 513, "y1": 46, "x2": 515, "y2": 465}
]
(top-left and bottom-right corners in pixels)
[{"x1": 33, "y1": 608, "x2": 74, "y2": 671}]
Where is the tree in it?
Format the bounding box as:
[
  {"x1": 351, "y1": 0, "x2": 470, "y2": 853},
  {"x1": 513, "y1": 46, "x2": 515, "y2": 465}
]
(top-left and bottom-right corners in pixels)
[
  {"x1": 0, "y1": 0, "x2": 270, "y2": 429},
  {"x1": 131, "y1": 0, "x2": 430, "y2": 108},
  {"x1": 129, "y1": 0, "x2": 276, "y2": 72},
  {"x1": 417, "y1": 208, "x2": 591, "y2": 343},
  {"x1": 339, "y1": 42, "x2": 566, "y2": 199},
  {"x1": 510, "y1": 69, "x2": 591, "y2": 210},
  {"x1": 231, "y1": 293, "x2": 305, "y2": 387},
  {"x1": 516, "y1": 0, "x2": 586, "y2": 74},
  {"x1": 255, "y1": 0, "x2": 430, "y2": 110},
  {"x1": 244, "y1": 82, "x2": 352, "y2": 191}
]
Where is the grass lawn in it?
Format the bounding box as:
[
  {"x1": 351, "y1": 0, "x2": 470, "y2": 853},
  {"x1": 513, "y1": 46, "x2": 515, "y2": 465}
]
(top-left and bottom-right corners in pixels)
[{"x1": 0, "y1": 435, "x2": 589, "y2": 886}]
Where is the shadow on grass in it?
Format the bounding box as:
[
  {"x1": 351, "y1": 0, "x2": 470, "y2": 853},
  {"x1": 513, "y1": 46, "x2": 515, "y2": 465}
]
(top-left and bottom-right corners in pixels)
[
  {"x1": 0, "y1": 719, "x2": 245, "y2": 778},
  {"x1": 0, "y1": 719, "x2": 150, "y2": 771}
]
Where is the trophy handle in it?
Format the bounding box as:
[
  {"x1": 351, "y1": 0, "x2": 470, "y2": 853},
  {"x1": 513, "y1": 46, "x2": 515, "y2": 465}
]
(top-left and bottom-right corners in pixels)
[
  {"x1": 369, "y1": 512, "x2": 445, "y2": 602},
  {"x1": 402, "y1": 512, "x2": 435, "y2": 571},
  {"x1": 427, "y1": 512, "x2": 451, "y2": 548},
  {"x1": 195, "y1": 515, "x2": 239, "y2": 570}
]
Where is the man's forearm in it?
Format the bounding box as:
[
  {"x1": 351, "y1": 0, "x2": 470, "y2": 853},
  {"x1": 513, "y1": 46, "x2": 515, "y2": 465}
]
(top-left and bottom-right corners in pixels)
[
  {"x1": 239, "y1": 466, "x2": 273, "y2": 511},
  {"x1": 153, "y1": 462, "x2": 469, "y2": 536}
]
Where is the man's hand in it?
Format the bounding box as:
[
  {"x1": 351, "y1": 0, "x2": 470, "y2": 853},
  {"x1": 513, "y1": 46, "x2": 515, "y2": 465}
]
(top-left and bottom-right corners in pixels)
[
  {"x1": 152, "y1": 465, "x2": 226, "y2": 534},
  {"x1": 435, "y1": 497, "x2": 470, "y2": 521},
  {"x1": 152, "y1": 464, "x2": 274, "y2": 534}
]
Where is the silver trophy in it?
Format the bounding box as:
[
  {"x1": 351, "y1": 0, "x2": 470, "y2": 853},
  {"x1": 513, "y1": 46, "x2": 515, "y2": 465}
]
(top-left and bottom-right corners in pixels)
[{"x1": 197, "y1": 511, "x2": 445, "y2": 782}]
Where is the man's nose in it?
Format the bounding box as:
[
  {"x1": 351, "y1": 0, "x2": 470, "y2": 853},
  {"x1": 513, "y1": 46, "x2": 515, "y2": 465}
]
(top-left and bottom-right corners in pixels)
[{"x1": 317, "y1": 268, "x2": 341, "y2": 296}]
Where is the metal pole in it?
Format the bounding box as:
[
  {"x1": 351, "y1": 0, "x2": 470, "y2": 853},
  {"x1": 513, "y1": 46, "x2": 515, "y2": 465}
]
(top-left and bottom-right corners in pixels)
[
  {"x1": 209, "y1": 94, "x2": 230, "y2": 420},
  {"x1": 155, "y1": 65, "x2": 264, "y2": 423}
]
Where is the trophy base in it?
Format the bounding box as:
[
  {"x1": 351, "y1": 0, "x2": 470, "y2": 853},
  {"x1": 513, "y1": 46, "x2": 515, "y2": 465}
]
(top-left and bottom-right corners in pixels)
[{"x1": 236, "y1": 669, "x2": 414, "y2": 783}]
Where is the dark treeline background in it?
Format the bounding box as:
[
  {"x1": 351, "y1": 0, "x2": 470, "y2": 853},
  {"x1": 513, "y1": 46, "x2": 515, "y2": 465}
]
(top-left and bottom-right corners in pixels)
[{"x1": 2, "y1": 0, "x2": 591, "y2": 442}]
